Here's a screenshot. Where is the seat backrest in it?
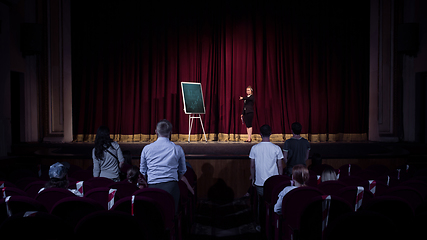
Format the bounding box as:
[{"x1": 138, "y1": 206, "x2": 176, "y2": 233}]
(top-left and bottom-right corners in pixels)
[
  {"x1": 270, "y1": 180, "x2": 295, "y2": 205},
  {"x1": 110, "y1": 197, "x2": 166, "y2": 239},
  {"x1": 338, "y1": 186, "x2": 374, "y2": 210},
  {"x1": 24, "y1": 180, "x2": 47, "y2": 198},
  {"x1": 317, "y1": 181, "x2": 348, "y2": 195},
  {"x1": 0, "y1": 196, "x2": 46, "y2": 223},
  {"x1": 0, "y1": 211, "x2": 72, "y2": 239},
  {"x1": 338, "y1": 164, "x2": 362, "y2": 177},
  {"x1": 324, "y1": 211, "x2": 397, "y2": 240},
  {"x1": 362, "y1": 196, "x2": 414, "y2": 228},
  {"x1": 280, "y1": 187, "x2": 325, "y2": 234},
  {"x1": 380, "y1": 186, "x2": 423, "y2": 211},
  {"x1": 69, "y1": 169, "x2": 93, "y2": 182},
  {"x1": 1, "y1": 186, "x2": 28, "y2": 197},
  {"x1": 84, "y1": 187, "x2": 114, "y2": 210},
  {"x1": 50, "y1": 196, "x2": 104, "y2": 229},
  {"x1": 338, "y1": 176, "x2": 365, "y2": 187},
  {"x1": 263, "y1": 175, "x2": 291, "y2": 203},
  {"x1": 75, "y1": 210, "x2": 152, "y2": 239},
  {"x1": 84, "y1": 177, "x2": 115, "y2": 188},
  {"x1": 108, "y1": 182, "x2": 139, "y2": 199},
  {"x1": 299, "y1": 195, "x2": 353, "y2": 240},
  {"x1": 133, "y1": 188, "x2": 175, "y2": 229},
  {"x1": 35, "y1": 188, "x2": 76, "y2": 212},
  {"x1": 399, "y1": 180, "x2": 427, "y2": 199}
]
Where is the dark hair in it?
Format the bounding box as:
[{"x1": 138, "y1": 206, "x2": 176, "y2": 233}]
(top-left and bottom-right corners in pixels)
[
  {"x1": 94, "y1": 125, "x2": 113, "y2": 160},
  {"x1": 127, "y1": 166, "x2": 140, "y2": 184},
  {"x1": 44, "y1": 178, "x2": 69, "y2": 189},
  {"x1": 260, "y1": 124, "x2": 272, "y2": 137},
  {"x1": 156, "y1": 119, "x2": 172, "y2": 137},
  {"x1": 291, "y1": 122, "x2": 302, "y2": 135}
]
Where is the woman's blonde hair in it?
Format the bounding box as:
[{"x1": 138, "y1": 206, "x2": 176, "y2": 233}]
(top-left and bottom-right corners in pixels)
[{"x1": 246, "y1": 85, "x2": 253, "y2": 94}]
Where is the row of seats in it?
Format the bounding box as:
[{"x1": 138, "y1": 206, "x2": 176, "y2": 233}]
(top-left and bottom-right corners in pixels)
[
  {"x1": 0, "y1": 163, "x2": 198, "y2": 240},
  {"x1": 259, "y1": 163, "x2": 427, "y2": 240}
]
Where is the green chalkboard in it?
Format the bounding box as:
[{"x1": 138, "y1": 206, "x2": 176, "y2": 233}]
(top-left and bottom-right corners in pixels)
[{"x1": 181, "y1": 82, "x2": 206, "y2": 114}]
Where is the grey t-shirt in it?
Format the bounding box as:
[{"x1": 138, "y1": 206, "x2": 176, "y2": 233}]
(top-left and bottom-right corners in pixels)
[
  {"x1": 283, "y1": 137, "x2": 310, "y2": 168},
  {"x1": 92, "y1": 141, "x2": 124, "y2": 180}
]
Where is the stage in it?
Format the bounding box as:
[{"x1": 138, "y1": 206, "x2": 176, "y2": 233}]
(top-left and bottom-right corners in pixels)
[{"x1": 6, "y1": 141, "x2": 427, "y2": 198}]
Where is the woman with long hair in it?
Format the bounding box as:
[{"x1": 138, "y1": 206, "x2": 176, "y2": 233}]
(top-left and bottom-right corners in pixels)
[
  {"x1": 239, "y1": 86, "x2": 255, "y2": 142},
  {"x1": 92, "y1": 125, "x2": 124, "y2": 182}
]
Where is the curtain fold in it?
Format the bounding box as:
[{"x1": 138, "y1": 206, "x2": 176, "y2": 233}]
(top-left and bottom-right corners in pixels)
[{"x1": 72, "y1": 1, "x2": 369, "y2": 142}]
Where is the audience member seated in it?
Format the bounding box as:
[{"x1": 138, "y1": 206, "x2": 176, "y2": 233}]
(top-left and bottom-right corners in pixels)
[
  {"x1": 321, "y1": 165, "x2": 338, "y2": 182},
  {"x1": 125, "y1": 165, "x2": 147, "y2": 189},
  {"x1": 40, "y1": 162, "x2": 82, "y2": 197},
  {"x1": 274, "y1": 164, "x2": 309, "y2": 214}
]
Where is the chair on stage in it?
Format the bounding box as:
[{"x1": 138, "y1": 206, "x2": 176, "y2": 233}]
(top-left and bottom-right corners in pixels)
[
  {"x1": 272, "y1": 186, "x2": 324, "y2": 240},
  {"x1": 35, "y1": 188, "x2": 76, "y2": 212},
  {"x1": 50, "y1": 197, "x2": 104, "y2": 229}
]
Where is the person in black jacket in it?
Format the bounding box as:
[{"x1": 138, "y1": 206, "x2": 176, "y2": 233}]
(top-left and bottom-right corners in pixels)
[{"x1": 239, "y1": 86, "x2": 255, "y2": 142}]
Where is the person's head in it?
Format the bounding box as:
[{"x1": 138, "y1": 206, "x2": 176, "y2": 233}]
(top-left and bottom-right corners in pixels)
[
  {"x1": 246, "y1": 86, "x2": 253, "y2": 95},
  {"x1": 292, "y1": 164, "x2": 309, "y2": 186},
  {"x1": 311, "y1": 153, "x2": 322, "y2": 167},
  {"x1": 260, "y1": 124, "x2": 272, "y2": 138},
  {"x1": 291, "y1": 122, "x2": 302, "y2": 135},
  {"x1": 127, "y1": 165, "x2": 140, "y2": 184},
  {"x1": 94, "y1": 125, "x2": 113, "y2": 160},
  {"x1": 45, "y1": 162, "x2": 69, "y2": 189},
  {"x1": 156, "y1": 119, "x2": 173, "y2": 138},
  {"x1": 321, "y1": 165, "x2": 337, "y2": 182}
]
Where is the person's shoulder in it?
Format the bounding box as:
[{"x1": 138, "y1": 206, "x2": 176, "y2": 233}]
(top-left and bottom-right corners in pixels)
[{"x1": 111, "y1": 141, "x2": 120, "y2": 148}]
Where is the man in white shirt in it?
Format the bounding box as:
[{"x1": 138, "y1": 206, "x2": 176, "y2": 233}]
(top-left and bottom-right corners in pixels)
[
  {"x1": 140, "y1": 119, "x2": 187, "y2": 213},
  {"x1": 249, "y1": 124, "x2": 284, "y2": 196}
]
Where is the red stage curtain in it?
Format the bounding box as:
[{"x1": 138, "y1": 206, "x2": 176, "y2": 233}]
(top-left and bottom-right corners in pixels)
[{"x1": 72, "y1": 1, "x2": 369, "y2": 141}]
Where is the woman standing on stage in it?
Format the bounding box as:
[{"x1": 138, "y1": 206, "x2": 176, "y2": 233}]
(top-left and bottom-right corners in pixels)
[{"x1": 239, "y1": 86, "x2": 255, "y2": 142}]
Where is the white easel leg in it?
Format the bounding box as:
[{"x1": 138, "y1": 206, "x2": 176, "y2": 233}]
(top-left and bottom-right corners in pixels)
[{"x1": 198, "y1": 114, "x2": 208, "y2": 142}]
